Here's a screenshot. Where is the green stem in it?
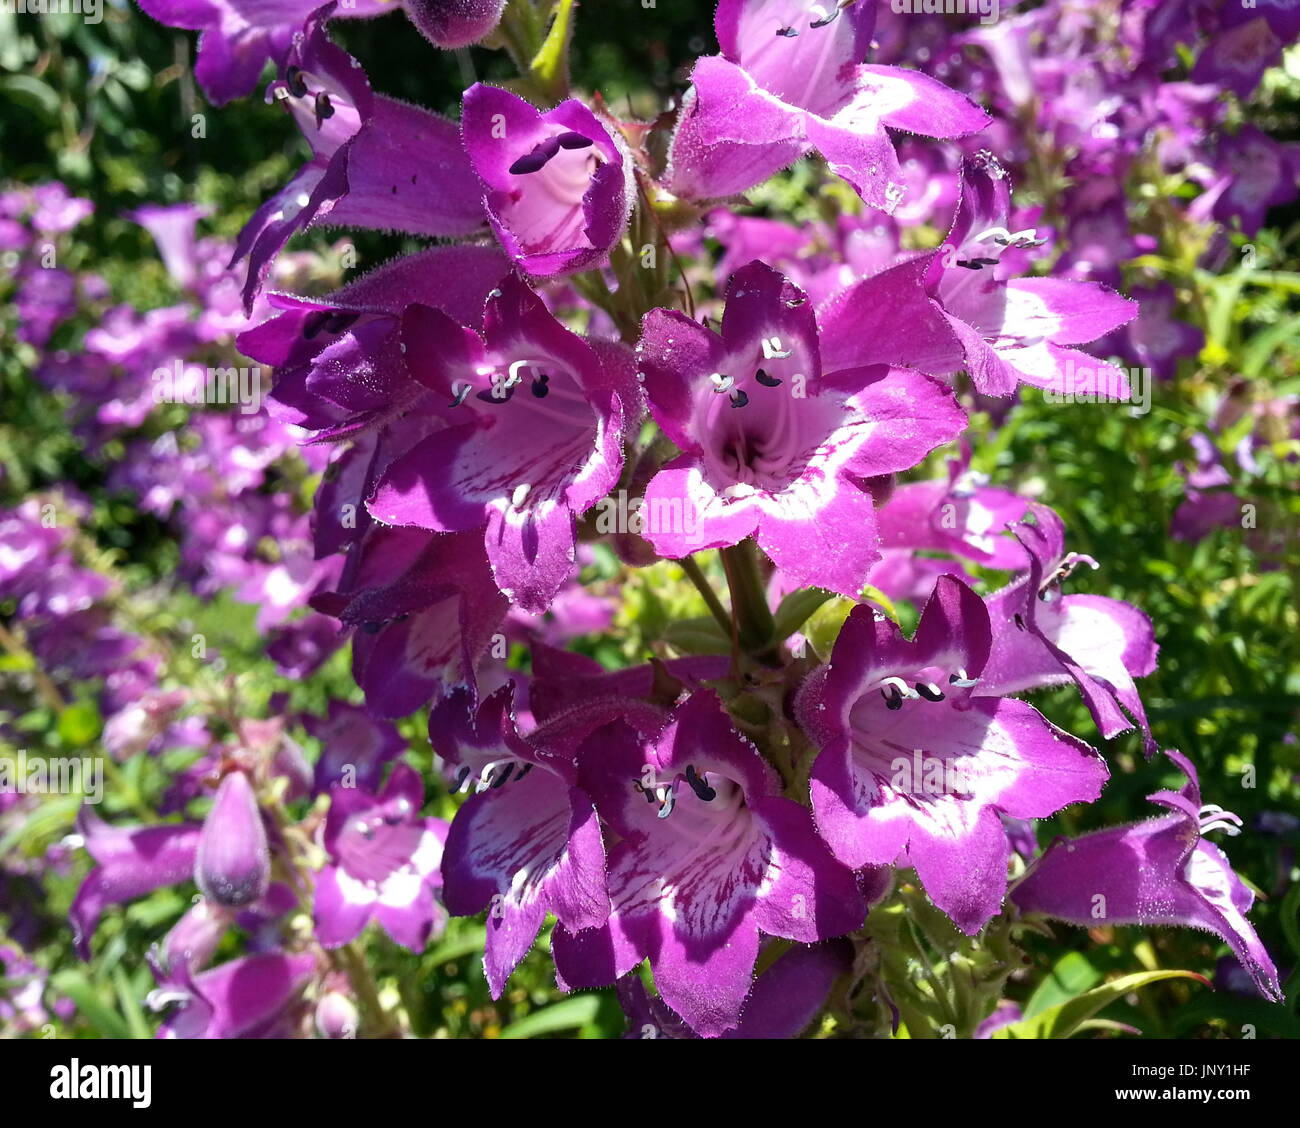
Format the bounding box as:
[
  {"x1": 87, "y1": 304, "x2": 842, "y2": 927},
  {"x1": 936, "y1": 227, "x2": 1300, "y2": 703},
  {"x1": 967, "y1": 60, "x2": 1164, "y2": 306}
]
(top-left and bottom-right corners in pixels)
[
  {"x1": 719, "y1": 540, "x2": 775, "y2": 655},
  {"x1": 336, "y1": 942, "x2": 403, "y2": 1039},
  {"x1": 679, "y1": 555, "x2": 732, "y2": 637}
]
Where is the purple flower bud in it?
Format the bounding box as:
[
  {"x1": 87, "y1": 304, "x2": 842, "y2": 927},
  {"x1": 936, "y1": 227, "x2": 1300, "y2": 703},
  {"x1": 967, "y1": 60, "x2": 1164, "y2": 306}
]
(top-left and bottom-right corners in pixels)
[
  {"x1": 195, "y1": 772, "x2": 271, "y2": 909},
  {"x1": 161, "y1": 899, "x2": 230, "y2": 972},
  {"x1": 314, "y1": 991, "x2": 359, "y2": 1039},
  {"x1": 404, "y1": 0, "x2": 505, "y2": 49}
]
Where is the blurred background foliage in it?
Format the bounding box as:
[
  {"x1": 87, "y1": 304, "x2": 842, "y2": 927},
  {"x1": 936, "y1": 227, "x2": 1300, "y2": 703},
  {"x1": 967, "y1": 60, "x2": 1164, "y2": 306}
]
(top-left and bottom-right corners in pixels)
[{"x1": 1, "y1": 2, "x2": 1298, "y2": 1039}]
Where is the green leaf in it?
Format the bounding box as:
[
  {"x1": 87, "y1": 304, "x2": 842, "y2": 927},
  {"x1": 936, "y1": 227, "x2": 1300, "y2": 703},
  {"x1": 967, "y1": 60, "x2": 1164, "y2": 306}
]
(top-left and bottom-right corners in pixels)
[
  {"x1": 113, "y1": 966, "x2": 153, "y2": 1040},
  {"x1": 1024, "y1": 950, "x2": 1101, "y2": 1018},
  {"x1": 802, "y1": 596, "x2": 856, "y2": 658},
  {"x1": 51, "y1": 969, "x2": 132, "y2": 1039},
  {"x1": 663, "y1": 615, "x2": 731, "y2": 655},
  {"x1": 0, "y1": 74, "x2": 61, "y2": 121},
  {"x1": 860, "y1": 585, "x2": 899, "y2": 623},
  {"x1": 58, "y1": 701, "x2": 103, "y2": 748},
  {"x1": 994, "y1": 970, "x2": 1207, "y2": 1039},
  {"x1": 1242, "y1": 316, "x2": 1300, "y2": 378},
  {"x1": 528, "y1": 0, "x2": 575, "y2": 104},
  {"x1": 772, "y1": 587, "x2": 835, "y2": 641},
  {"x1": 499, "y1": 993, "x2": 601, "y2": 1039}
]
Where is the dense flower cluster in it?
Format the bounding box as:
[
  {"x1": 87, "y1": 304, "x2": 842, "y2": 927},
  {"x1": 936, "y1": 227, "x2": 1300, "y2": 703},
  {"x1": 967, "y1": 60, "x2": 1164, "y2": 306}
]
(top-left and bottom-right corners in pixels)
[{"x1": 2, "y1": 0, "x2": 1295, "y2": 1039}]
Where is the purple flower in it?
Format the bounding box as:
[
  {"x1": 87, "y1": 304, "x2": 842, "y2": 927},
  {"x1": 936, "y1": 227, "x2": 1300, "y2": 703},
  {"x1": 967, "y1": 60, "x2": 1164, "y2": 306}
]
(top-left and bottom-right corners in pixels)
[
  {"x1": 311, "y1": 526, "x2": 509, "y2": 718},
  {"x1": 368, "y1": 275, "x2": 642, "y2": 613},
  {"x1": 553, "y1": 690, "x2": 866, "y2": 1038},
  {"x1": 1119, "y1": 283, "x2": 1204, "y2": 380},
  {"x1": 304, "y1": 701, "x2": 405, "y2": 795},
  {"x1": 147, "y1": 951, "x2": 318, "y2": 1038},
  {"x1": 69, "y1": 808, "x2": 203, "y2": 959},
  {"x1": 864, "y1": 457, "x2": 1029, "y2": 603},
  {"x1": 430, "y1": 684, "x2": 612, "y2": 997},
  {"x1": 102, "y1": 688, "x2": 190, "y2": 760},
  {"x1": 266, "y1": 613, "x2": 345, "y2": 679},
  {"x1": 1209, "y1": 126, "x2": 1299, "y2": 238},
  {"x1": 797, "y1": 575, "x2": 1109, "y2": 935},
  {"x1": 404, "y1": 0, "x2": 504, "y2": 48},
  {"x1": 978, "y1": 503, "x2": 1158, "y2": 754},
  {"x1": 460, "y1": 84, "x2": 633, "y2": 276},
  {"x1": 126, "y1": 202, "x2": 209, "y2": 291},
  {"x1": 635, "y1": 261, "x2": 966, "y2": 597},
  {"x1": 1012, "y1": 750, "x2": 1283, "y2": 1002},
  {"x1": 618, "y1": 940, "x2": 852, "y2": 1040},
  {"x1": 27, "y1": 181, "x2": 93, "y2": 233},
  {"x1": 874, "y1": 454, "x2": 1030, "y2": 572},
  {"x1": 238, "y1": 244, "x2": 509, "y2": 438},
  {"x1": 15, "y1": 268, "x2": 78, "y2": 348},
  {"x1": 912, "y1": 153, "x2": 1139, "y2": 399},
  {"x1": 314, "y1": 763, "x2": 449, "y2": 952},
  {"x1": 134, "y1": 0, "x2": 389, "y2": 106},
  {"x1": 1190, "y1": 16, "x2": 1283, "y2": 101},
  {"x1": 667, "y1": 0, "x2": 989, "y2": 210},
  {"x1": 195, "y1": 771, "x2": 272, "y2": 908},
  {"x1": 232, "y1": 12, "x2": 483, "y2": 309}
]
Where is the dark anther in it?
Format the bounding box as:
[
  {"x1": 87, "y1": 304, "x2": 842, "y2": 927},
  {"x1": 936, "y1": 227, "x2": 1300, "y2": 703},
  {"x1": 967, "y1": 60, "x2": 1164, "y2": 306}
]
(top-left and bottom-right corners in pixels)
[
  {"x1": 684, "y1": 765, "x2": 716, "y2": 802},
  {"x1": 531, "y1": 374, "x2": 550, "y2": 398},
  {"x1": 634, "y1": 781, "x2": 656, "y2": 804},
  {"x1": 881, "y1": 684, "x2": 904, "y2": 710},
  {"x1": 509, "y1": 136, "x2": 563, "y2": 175},
  {"x1": 776, "y1": 25, "x2": 798, "y2": 36},
  {"x1": 556, "y1": 131, "x2": 594, "y2": 149},
  {"x1": 515, "y1": 763, "x2": 534, "y2": 780},
  {"x1": 453, "y1": 766, "x2": 471, "y2": 792},
  {"x1": 956, "y1": 257, "x2": 999, "y2": 270},
  {"x1": 286, "y1": 65, "x2": 308, "y2": 98},
  {"x1": 1013, "y1": 613, "x2": 1026, "y2": 631},
  {"x1": 729, "y1": 389, "x2": 750, "y2": 409},
  {"x1": 477, "y1": 385, "x2": 514, "y2": 403},
  {"x1": 915, "y1": 683, "x2": 946, "y2": 702},
  {"x1": 491, "y1": 764, "x2": 513, "y2": 789},
  {"x1": 314, "y1": 92, "x2": 334, "y2": 124},
  {"x1": 755, "y1": 368, "x2": 782, "y2": 387},
  {"x1": 785, "y1": 294, "x2": 807, "y2": 307},
  {"x1": 362, "y1": 620, "x2": 384, "y2": 635},
  {"x1": 810, "y1": 9, "x2": 840, "y2": 28},
  {"x1": 509, "y1": 150, "x2": 549, "y2": 175},
  {"x1": 449, "y1": 383, "x2": 472, "y2": 408}
]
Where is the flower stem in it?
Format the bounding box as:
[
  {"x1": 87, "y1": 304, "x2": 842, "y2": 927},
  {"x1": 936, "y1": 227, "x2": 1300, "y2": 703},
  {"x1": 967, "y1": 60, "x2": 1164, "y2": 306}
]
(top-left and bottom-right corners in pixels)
[
  {"x1": 679, "y1": 555, "x2": 732, "y2": 637},
  {"x1": 719, "y1": 540, "x2": 775, "y2": 655},
  {"x1": 336, "y1": 942, "x2": 403, "y2": 1039}
]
